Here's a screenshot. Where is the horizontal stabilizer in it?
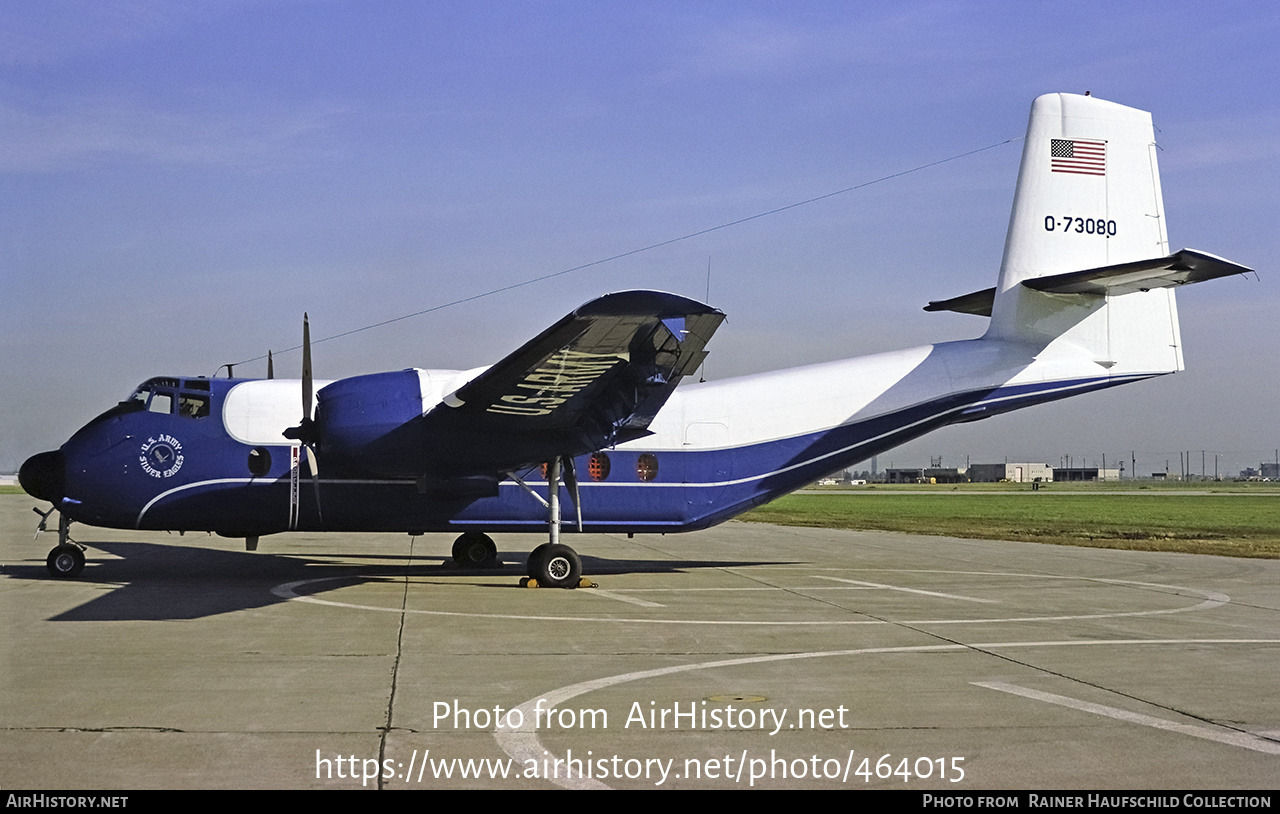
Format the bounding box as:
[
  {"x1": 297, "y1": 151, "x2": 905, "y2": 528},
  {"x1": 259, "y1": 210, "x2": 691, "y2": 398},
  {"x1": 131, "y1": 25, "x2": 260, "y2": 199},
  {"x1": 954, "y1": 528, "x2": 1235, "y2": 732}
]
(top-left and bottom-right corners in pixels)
[
  {"x1": 1022, "y1": 249, "x2": 1252, "y2": 296},
  {"x1": 924, "y1": 287, "x2": 996, "y2": 317},
  {"x1": 926, "y1": 250, "x2": 1249, "y2": 316}
]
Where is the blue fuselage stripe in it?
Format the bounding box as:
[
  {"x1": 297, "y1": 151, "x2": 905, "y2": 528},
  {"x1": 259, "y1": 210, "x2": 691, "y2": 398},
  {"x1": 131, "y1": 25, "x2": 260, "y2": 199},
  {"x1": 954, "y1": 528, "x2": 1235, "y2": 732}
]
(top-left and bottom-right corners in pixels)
[{"x1": 102, "y1": 374, "x2": 1134, "y2": 535}]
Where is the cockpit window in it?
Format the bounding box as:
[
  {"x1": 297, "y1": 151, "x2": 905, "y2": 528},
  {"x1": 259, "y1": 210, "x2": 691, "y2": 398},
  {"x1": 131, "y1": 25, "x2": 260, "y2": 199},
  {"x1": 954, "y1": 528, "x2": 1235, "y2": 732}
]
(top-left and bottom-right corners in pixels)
[
  {"x1": 148, "y1": 391, "x2": 173, "y2": 414},
  {"x1": 179, "y1": 394, "x2": 209, "y2": 418},
  {"x1": 127, "y1": 379, "x2": 210, "y2": 419}
]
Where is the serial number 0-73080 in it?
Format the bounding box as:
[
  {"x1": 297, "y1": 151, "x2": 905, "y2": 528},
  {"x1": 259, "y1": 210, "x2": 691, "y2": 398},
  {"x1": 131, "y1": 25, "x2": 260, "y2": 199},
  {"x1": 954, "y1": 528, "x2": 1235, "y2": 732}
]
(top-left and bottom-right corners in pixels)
[{"x1": 1044, "y1": 216, "x2": 1117, "y2": 236}]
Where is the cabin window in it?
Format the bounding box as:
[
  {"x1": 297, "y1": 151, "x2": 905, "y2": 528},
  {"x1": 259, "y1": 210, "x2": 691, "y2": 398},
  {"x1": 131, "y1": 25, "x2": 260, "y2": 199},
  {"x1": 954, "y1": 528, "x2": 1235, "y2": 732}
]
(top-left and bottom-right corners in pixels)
[
  {"x1": 588, "y1": 452, "x2": 611, "y2": 481},
  {"x1": 637, "y1": 453, "x2": 659, "y2": 481},
  {"x1": 247, "y1": 447, "x2": 271, "y2": 477}
]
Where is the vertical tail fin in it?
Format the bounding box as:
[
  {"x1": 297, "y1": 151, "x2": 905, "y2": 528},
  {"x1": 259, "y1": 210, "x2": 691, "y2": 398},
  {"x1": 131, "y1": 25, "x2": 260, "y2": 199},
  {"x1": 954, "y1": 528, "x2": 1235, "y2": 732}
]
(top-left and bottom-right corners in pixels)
[{"x1": 986, "y1": 93, "x2": 1182, "y2": 375}]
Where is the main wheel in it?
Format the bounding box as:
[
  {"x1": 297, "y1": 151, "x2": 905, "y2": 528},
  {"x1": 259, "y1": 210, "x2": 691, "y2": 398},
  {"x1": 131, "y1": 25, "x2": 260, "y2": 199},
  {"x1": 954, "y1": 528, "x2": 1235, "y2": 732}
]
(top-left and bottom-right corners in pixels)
[
  {"x1": 533, "y1": 544, "x2": 581, "y2": 589},
  {"x1": 451, "y1": 532, "x2": 497, "y2": 567},
  {"x1": 47, "y1": 544, "x2": 85, "y2": 578},
  {"x1": 525, "y1": 543, "x2": 551, "y2": 579}
]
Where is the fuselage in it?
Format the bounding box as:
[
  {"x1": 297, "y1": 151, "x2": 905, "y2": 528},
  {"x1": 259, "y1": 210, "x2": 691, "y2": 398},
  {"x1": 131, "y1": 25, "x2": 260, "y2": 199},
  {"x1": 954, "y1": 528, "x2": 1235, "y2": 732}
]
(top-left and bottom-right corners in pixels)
[{"x1": 20, "y1": 333, "x2": 1152, "y2": 539}]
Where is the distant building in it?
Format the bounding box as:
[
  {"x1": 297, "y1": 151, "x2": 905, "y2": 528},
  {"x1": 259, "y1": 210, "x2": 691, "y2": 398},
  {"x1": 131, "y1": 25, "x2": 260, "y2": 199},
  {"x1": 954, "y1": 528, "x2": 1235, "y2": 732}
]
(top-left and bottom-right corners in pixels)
[
  {"x1": 1262, "y1": 463, "x2": 1280, "y2": 480},
  {"x1": 885, "y1": 467, "x2": 965, "y2": 484},
  {"x1": 1052, "y1": 467, "x2": 1121, "y2": 482},
  {"x1": 968, "y1": 463, "x2": 1053, "y2": 483},
  {"x1": 884, "y1": 468, "x2": 924, "y2": 484}
]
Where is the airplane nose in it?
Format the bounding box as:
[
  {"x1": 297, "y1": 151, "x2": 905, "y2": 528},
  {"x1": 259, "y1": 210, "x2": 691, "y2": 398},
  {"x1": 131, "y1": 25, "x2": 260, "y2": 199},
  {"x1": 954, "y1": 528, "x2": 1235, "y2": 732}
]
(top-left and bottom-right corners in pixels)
[{"x1": 19, "y1": 450, "x2": 65, "y2": 504}]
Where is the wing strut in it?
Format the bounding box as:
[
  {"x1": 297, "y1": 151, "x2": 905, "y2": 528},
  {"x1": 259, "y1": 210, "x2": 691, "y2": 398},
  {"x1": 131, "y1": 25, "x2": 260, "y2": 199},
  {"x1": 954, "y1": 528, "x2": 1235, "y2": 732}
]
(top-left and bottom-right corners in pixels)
[{"x1": 562, "y1": 456, "x2": 584, "y2": 533}]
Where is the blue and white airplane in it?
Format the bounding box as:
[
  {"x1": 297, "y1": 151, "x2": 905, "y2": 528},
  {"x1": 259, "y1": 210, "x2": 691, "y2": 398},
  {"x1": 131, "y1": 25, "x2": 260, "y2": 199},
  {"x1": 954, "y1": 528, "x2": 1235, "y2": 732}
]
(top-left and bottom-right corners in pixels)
[{"x1": 20, "y1": 93, "x2": 1249, "y2": 587}]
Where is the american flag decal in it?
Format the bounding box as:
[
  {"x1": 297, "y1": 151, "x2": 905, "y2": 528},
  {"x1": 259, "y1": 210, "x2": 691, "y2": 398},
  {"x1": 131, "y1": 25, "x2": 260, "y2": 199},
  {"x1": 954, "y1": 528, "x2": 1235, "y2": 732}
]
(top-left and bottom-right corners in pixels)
[{"x1": 1050, "y1": 138, "x2": 1106, "y2": 176}]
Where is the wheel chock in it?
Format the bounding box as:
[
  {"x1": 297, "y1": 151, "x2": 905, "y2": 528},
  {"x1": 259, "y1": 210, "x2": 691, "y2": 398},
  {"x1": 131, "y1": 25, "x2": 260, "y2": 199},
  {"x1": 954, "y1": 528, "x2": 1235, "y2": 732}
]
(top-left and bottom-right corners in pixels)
[{"x1": 519, "y1": 577, "x2": 596, "y2": 589}]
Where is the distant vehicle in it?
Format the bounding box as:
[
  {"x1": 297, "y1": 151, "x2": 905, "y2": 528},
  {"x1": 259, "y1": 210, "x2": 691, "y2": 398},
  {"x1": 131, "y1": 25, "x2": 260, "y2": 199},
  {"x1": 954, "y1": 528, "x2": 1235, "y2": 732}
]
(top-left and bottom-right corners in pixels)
[{"x1": 21, "y1": 94, "x2": 1248, "y2": 586}]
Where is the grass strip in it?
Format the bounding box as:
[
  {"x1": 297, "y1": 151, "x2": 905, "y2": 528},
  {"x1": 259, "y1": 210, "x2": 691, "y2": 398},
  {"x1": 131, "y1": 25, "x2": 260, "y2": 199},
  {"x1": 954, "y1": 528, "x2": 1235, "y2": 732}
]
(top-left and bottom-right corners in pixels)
[{"x1": 743, "y1": 492, "x2": 1280, "y2": 558}]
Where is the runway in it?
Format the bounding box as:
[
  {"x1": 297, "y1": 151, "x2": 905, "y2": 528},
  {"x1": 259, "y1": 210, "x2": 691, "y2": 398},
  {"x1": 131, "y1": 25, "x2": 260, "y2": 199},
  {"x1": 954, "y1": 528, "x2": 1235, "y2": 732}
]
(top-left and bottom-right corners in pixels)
[{"x1": 2, "y1": 494, "x2": 1278, "y2": 789}]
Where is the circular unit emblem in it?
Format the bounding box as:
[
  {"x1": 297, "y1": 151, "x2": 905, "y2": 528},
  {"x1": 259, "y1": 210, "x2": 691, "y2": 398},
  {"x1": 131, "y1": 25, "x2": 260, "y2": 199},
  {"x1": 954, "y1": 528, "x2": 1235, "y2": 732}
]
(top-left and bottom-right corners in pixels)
[{"x1": 139, "y1": 434, "x2": 185, "y2": 478}]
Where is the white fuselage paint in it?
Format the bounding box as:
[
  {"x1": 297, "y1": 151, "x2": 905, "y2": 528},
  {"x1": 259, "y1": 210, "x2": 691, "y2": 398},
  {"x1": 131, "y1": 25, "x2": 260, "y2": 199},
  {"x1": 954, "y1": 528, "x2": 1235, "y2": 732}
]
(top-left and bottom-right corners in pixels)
[{"x1": 217, "y1": 334, "x2": 1134, "y2": 466}]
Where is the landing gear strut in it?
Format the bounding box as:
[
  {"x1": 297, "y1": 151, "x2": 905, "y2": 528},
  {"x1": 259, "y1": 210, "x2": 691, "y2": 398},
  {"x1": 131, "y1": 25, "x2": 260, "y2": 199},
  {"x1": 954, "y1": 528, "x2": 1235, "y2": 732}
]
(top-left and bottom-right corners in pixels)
[
  {"x1": 39, "y1": 510, "x2": 85, "y2": 578},
  {"x1": 524, "y1": 458, "x2": 583, "y2": 588}
]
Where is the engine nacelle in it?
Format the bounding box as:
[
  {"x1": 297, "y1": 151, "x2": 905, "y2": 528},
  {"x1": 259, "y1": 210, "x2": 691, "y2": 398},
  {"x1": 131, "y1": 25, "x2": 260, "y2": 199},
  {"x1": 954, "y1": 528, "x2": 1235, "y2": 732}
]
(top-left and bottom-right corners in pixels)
[{"x1": 315, "y1": 370, "x2": 428, "y2": 478}]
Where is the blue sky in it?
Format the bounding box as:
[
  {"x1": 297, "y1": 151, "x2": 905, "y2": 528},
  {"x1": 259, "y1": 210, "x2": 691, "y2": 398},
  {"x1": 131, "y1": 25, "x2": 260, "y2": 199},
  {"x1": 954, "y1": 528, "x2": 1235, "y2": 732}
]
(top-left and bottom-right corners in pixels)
[{"x1": 3, "y1": 1, "x2": 1277, "y2": 478}]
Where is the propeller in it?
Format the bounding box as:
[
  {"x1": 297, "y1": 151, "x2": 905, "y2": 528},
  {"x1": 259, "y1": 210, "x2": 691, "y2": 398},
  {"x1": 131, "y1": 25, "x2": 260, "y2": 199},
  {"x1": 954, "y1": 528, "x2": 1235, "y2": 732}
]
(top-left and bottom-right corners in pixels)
[{"x1": 282, "y1": 313, "x2": 322, "y2": 523}]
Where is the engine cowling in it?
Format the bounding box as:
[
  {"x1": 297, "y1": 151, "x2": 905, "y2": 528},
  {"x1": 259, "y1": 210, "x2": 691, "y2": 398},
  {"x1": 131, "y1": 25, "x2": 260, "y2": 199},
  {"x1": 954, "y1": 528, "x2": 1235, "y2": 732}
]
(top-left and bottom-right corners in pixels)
[{"x1": 315, "y1": 370, "x2": 429, "y2": 478}]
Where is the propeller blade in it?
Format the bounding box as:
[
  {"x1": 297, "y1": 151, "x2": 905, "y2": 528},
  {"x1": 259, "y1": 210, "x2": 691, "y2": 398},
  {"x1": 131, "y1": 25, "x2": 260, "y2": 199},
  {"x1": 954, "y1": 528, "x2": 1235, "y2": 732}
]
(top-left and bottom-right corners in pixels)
[
  {"x1": 301, "y1": 313, "x2": 313, "y2": 420},
  {"x1": 280, "y1": 313, "x2": 323, "y2": 525},
  {"x1": 282, "y1": 313, "x2": 317, "y2": 445},
  {"x1": 304, "y1": 446, "x2": 323, "y2": 524}
]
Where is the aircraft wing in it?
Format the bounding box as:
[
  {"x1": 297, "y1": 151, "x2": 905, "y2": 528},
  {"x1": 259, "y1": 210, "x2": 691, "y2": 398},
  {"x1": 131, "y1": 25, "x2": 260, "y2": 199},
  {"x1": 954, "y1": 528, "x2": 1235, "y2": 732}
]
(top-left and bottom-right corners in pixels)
[{"x1": 418, "y1": 290, "x2": 724, "y2": 477}]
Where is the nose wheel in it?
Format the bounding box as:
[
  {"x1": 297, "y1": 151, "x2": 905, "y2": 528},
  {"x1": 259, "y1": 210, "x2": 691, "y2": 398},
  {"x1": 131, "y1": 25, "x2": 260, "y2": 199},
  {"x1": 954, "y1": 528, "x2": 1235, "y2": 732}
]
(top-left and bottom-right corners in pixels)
[{"x1": 47, "y1": 544, "x2": 85, "y2": 578}]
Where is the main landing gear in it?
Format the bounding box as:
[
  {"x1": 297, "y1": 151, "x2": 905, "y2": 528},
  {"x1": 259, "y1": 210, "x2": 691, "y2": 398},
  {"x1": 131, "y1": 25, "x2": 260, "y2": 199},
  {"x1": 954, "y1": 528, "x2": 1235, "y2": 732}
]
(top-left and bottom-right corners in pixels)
[
  {"x1": 525, "y1": 457, "x2": 586, "y2": 588},
  {"x1": 36, "y1": 508, "x2": 85, "y2": 578},
  {"x1": 454, "y1": 459, "x2": 587, "y2": 588},
  {"x1": 499, "y1": 456, "x2": 586, "y2": 589}
]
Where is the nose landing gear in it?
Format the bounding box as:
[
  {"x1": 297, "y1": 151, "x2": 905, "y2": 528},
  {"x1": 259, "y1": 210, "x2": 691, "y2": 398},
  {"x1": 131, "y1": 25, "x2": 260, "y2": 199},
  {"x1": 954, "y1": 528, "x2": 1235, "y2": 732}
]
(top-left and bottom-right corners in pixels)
[{"x1": 35, "y1": 509, "x2": 85, "y2": 578}]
